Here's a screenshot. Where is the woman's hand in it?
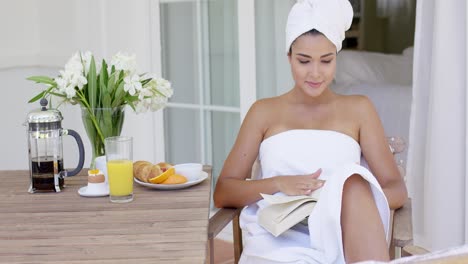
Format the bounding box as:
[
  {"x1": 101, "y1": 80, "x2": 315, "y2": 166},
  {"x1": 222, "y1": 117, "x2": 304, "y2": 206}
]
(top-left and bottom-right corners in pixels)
[{"x1": 273, "y1": 169, "x2": 324, "y2": 196}]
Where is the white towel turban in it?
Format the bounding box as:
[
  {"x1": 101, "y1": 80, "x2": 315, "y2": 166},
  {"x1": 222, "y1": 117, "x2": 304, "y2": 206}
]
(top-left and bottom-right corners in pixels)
[{"x1": 285, "y1": 0, "x2": 354, "y2": 53}]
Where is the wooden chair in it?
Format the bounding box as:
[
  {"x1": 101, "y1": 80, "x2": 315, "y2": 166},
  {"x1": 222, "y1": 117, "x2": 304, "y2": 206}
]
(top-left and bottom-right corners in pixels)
[
  {"x1": 207, "y1": 199, "x2": 413, "y2": 263},
  {"x1": 207, "y1": 156, "x2": 414, "y2": 263}
]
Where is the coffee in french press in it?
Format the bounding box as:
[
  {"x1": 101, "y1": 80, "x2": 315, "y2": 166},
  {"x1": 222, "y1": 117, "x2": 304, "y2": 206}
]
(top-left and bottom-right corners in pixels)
[{"x1": 26, "y1": 98, "x2": 85, "y2": 193}]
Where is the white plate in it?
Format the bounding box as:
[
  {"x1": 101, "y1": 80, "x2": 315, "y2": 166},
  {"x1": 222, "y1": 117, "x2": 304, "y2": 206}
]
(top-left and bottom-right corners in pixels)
[
  {"x1": 78, "y1": 186, "x2": 109, "y2": 197},
  {"x1": 134, "y1": 171, "x2": 208, "y2": 190}
]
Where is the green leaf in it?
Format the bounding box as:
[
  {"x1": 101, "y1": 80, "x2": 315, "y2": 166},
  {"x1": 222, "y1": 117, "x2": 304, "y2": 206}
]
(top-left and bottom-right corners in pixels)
[
  {"x1": 88, "y1": 57, "x2": 97, "y2": 109},
  {"x1": 49, "y1": 92, "x2": 67, "y2": 98},
  {"x1": 113, "y1": 108, "x2": 125, "y2": 135},
  {"x1": 103, "y1": 93, "x2": 112, "y2": 108},
  {"x1": 141, "y1": 78, "x2": 152, "y2": 86},
  {"x1": 124, "y1": 95, "x2": 139, "y2": 112},
  {"x1": 99, "y1": 83, "x2": 108, "y2": 108},
  {"x1": 101, "y1": 109, "x2": 113, "y2": 136},
  {"x1": 107, "y1": 72, "x2": 117, "y2": 96},
  {"x1": 99, "y1": 60, "x2": 108, "y2": 104},
  {"x1": 126, "y1": 95, "x2": 139, "y2": 102},
  {"x1": 96, "y1": 75, "x2": 101, "y2": 107},
  {"x1": 112, "y1": 82, "x2": 126, "y2": 108},
  {"x1": 100, "y1": 59, "x2": 108, "y2": 84},
  {"x1": 27, "y1": 84, "x2": 57, "y2": 103},
  {"x1": 27, "y1": 76, "x2": 56, "y2": 85},
  {"x1": 82, "y1": 108, "x2": 98, "y2": 149},
  {"x1": 128, "y1": 102, "x2": 136, "y2": 112},
  {"x1": 27, "y1": 90, "x2": 47, "y2": 103},
  {"x1": 118, "y1": 70, "x2": 124, "y2": 82}
]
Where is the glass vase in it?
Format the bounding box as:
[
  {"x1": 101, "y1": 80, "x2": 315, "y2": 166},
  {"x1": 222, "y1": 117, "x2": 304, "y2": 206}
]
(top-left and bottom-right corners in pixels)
[{"x1": 81, "y1": 106, "x2": 125, "y2": 168}]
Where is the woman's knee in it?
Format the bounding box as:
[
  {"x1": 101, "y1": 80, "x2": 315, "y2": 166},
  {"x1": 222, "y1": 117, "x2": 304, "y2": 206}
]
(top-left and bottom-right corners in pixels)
[
  {"x1": 343, "y1": 174, "x2": 372, "y2": 197},
  {"x1": 344, "y1": 173, "x2": 368, "y2": 187}
]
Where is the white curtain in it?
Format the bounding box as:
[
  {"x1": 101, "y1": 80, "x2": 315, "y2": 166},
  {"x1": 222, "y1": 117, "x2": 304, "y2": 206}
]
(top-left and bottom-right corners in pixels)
[{"x1": 407, "y1": 0, "x2": 467, "y2": 251}]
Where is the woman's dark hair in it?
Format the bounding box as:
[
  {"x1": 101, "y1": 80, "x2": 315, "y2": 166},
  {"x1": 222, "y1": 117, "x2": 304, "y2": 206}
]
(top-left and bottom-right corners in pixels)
[{"x1": 288, "y1": 29, "x2": 324, "y2": 54}]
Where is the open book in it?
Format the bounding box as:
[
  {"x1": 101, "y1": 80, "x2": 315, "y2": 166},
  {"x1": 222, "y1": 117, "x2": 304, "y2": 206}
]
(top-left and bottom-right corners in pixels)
[{"x1": 258, "y1": 190, "x2": 321, "y2": 237}]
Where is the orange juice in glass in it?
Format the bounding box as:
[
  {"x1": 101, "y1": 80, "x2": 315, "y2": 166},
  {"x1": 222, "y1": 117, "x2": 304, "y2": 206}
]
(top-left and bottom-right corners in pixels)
[
  {"x1": 105, "y1": 136, "x2": 133, "y2": 203},
  {"x1": 107, "y1": 160, "x2": 133, "y2": 196}
]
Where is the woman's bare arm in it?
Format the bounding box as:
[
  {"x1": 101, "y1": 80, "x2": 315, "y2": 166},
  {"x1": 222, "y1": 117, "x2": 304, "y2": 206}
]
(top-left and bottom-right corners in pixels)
[
  {"x1": 357, "y1": 96, "x2": 408, "y2": 209},
  {"x1": 213, "y1": 100, "x2": 278, "y2": 208}
]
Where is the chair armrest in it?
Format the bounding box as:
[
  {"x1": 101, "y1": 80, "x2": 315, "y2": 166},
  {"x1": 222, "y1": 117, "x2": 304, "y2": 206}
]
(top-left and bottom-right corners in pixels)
[
  {"x1": 402, "y1": 245, "x2": 430, "y2": 256},
  {"x1": 208, "y1": 207, "x2": 243, "y2": 240},
  {"x1": 393, "y1": 198, "x2": 413, "y2": 248},
  {"x1": 402, "y1": 245, "x2": 468, "y2": 261},
  {"x1": 208, "y1": 207, "x2": 244, "y2": 264}
]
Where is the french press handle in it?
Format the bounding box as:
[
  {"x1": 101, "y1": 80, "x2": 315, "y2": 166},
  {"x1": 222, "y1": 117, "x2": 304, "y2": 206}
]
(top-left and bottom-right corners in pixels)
[{"x1": 61, "y1": 129, "x2": 85, "y2": 176}]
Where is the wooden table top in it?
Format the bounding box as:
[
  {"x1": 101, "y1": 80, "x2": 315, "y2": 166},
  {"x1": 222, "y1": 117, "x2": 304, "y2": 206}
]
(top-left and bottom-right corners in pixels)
[{"x1": 0, "y1": 168, "x2": 212, "y2": 264}]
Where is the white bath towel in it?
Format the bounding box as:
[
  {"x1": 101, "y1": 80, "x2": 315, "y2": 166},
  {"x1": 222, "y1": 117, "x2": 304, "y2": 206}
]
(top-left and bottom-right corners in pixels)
[
  {"x1": 285, "y1": 0, "x2": 354, "y2": 52},
  {"x1": 239, "y1": 130, "x2": 390, "y2": 264}
]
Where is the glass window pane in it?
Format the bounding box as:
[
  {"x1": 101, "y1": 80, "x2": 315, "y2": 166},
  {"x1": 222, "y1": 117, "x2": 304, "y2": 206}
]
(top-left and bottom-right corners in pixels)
[
  {"x1": 207, "y1": 0, "x2": 239, "y2": 107},
  {"x1": 164, "y1": 108, "x2": 201, "y2": 164},
  {"x1": 208, "y1": 111, "x2": 239, "y2": 182},
  {"x1": 160, "y1": 1, "x2": 241, "y2": 209},
  {"x1": 207, "y1": 110, "x2": 240, "y2": 204},
  {"x1": 255, "y1": 0, "x2": 294, "y2": 99},
  {"x1": 160, "y1": 2, "x2": 200, "y2": 104}
]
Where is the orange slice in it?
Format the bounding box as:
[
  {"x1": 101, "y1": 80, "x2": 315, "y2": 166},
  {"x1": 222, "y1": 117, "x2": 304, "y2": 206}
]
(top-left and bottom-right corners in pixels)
[
  {"x1": 149, "y1": 167, "x2": 175, "y2": 184},
  {"x1": 161, "y1": 174, "x2": 188, "y2": 185}
]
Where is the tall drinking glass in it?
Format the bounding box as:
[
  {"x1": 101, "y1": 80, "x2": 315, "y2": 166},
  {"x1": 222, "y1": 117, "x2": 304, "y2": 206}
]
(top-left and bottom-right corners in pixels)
[{"x1": 105, "y1": 136, "x2": 133, "y2": 203}]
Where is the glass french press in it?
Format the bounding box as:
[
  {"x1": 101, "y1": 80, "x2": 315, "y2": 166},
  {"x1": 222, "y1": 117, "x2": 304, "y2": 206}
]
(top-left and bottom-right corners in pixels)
[{"x1": 26, "y1": 98, "x2": 85, "y2": 193}]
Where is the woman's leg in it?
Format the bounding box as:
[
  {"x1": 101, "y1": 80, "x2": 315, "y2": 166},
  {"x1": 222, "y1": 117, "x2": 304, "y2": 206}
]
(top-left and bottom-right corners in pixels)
[{"x1": 341, "y1": 174, "x2": 389, "y2": 263}]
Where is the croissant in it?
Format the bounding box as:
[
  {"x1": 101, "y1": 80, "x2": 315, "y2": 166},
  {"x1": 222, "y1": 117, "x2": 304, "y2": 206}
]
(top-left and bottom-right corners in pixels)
[
  {"x1": 133, "y1": 161, "x2": 163, "y2": 183},
  {"x1": 157, "y1": 162, "x2": 173, "y2": 172}
]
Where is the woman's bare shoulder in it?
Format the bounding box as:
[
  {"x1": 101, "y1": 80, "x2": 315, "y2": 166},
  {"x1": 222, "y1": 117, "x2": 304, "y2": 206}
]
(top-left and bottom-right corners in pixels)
[
  {"x1": 337, "y1": 93, "x2": 376, "y2": 114},
  {"x1": 333, "y1": 94, "x2": 380, "y2": 138},
  {"x1": 240, "y1": 96, "x2": 283, "y2": 136},
  {"x1": 248, "y1": 96, "x2": 284, "y2": 118},
  {"x1": 254, "y1": 96, "x2": 283, "y2": 107}
]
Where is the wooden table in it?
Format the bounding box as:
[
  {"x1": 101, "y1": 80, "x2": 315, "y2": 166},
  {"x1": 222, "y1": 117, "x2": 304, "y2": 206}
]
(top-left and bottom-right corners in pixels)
[{"x1": 0, "y1": 168, "x2": 212, "y2": 264}]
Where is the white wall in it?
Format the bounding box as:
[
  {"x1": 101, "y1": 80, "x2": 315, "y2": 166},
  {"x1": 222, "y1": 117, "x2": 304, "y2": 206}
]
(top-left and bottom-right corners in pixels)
[{"x1": 0, "y1": 0, "x2": 161, "y2": 170}]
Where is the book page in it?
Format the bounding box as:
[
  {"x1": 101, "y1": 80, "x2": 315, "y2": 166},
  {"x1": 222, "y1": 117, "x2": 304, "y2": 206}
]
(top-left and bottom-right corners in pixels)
[{"x1": 260, "y1": 192, "x2": 319, "y2": 205}]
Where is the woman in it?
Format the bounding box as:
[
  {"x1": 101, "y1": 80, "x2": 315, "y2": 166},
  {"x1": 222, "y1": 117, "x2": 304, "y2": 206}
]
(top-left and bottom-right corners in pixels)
[{"x1": 213, "y1": 0, "x2": 408, "y2": 263}]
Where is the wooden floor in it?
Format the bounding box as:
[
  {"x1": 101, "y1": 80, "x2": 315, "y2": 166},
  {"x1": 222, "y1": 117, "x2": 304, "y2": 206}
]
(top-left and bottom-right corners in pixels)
[{"x1": 212, "y1": 239, "x2": 235, "y2": 264}]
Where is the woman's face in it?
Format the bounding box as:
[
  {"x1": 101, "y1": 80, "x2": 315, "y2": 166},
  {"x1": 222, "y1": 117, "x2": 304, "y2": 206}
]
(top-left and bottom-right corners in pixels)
[{"x1": 288, "y1": 33, "x2": 337, "y2": 98}]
